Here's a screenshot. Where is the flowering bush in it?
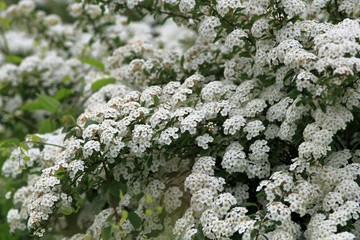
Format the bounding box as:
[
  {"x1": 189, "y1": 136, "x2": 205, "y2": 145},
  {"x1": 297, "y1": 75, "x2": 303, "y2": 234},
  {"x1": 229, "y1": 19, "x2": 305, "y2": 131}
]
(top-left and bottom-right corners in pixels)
[{"x1": 1, "y1": 0, "x2": 360, "y2": 239}]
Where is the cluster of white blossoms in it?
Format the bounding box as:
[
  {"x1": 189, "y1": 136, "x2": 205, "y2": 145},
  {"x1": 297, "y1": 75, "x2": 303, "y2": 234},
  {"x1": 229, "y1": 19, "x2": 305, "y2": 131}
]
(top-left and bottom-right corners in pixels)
[
  {"x1": 0, "y1": 0, "x2": 195, "y2": 139},
  {"x1": 1, "y1": 0, "x2": 360, "y2": 239}
]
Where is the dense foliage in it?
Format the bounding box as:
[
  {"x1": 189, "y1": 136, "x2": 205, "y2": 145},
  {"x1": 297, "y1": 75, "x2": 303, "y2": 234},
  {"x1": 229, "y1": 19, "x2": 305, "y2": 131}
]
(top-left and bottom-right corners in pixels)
[{"x1": 0, "y1": 0, "x2": 360, "y2": 239}]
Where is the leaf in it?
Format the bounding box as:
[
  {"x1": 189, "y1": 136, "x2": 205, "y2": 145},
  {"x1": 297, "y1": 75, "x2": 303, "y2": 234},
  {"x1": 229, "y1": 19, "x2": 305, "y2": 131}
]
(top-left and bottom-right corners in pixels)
[
  {"x1": 119, "y1": 210, "x2": 128, "y2": 225},
  {"x1": 82, "y1": 235, "x2": 92, "y2": 240},
  {"x1": 91, "y1": 78, "x2": 116, "y2": 91},
  {"x1": 62, "y1": 75, "x2": 71, "y2": 82},
  {"x1": 0, "y1": 138, "x2": 20, "y2": 148},
  {"x1": 5, "y1": 55, "x2": 23, "y2": 64},
  {"x1": 195, "y1": 225, "x2": 205, "y2": 240},
  {"x1": 61, "y1": 115, "x2": 76, "y2": 127},
  {"x1": 128, "y1": 212, "x2": 142, "y2": 229},
  {"x1": 64, "y1": 128, "x2": 77, "y2": 141},
  {"x1": 84, "y1": 120, "x2": 98, "y2": 129},
  {"x1": 250, "y1": 229, "x2": 259, "y2": 239},
  {"x1": 0, "y1": 1, "x2": 7, "y2": 10},
  {"x1": 101, "y1": 226, "x2": 112, "y2": 240},
  {"x1": 109, "y1": 181, "x2": 127, "y2": 201},
  {"x1": 319, "y1": 103, "x2": 327, "y2": 113},
  {"x1": 81, "y1": 58, "x2": 105, "y2": 72},
  {"x1": 22, "y1": 101, "x2": 44, "y2": 111},
  {"x1": 37, "y1": 94, "x2": 61, "y2": 113},
  {"x1": 243, "y1": 202, "x2": 258, "y2": 208},
  {"x1": 61, "y1": 206, "x2": 74, "y2": 215},
  {"x1": 26, "y1": 134, "x2": 44, "y2": 143},
  {"x1": 55, "y1": 88, "x2": 73, "y2": 100},
  {"x1": 180, "y1": 55, "x2": 185, "y2": 67},
  {"x1": 38, "y1": 118, "x2": 58, "y2": 134},
  {"x1": 153, "y1": 95, "x2": 160, "y2": 106},
  {"x1": 19, "y1": 142, "x2": 29, "y2": 151}
]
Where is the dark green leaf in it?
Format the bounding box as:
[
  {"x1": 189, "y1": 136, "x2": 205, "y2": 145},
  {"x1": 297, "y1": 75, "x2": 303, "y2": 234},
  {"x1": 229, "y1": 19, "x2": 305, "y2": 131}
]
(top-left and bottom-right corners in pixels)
[
  {"x1": 109, "y1": 181, "x2": 127, "y2": 199},
  {"x1": 128, "y1": 212, "x2": 142, "y2": 229},
  {"x1": 243, "y1": 202, "x2": 258, "y2": 207},
  {"x1": 250, "y1": 229, "x2": 259, "y2": 239},
  {"x1": 84, "y1": 120, "x2": 98, "y2": 129},
  {"x1": 195, "y1": 224, "x2": 205, "y2": 240},
  {"x1": 101, "y1": 226, "x2": 112, "y2": 240},
  {"x1": 153, "y1": 95, "x2": 160, "y2": 106}
]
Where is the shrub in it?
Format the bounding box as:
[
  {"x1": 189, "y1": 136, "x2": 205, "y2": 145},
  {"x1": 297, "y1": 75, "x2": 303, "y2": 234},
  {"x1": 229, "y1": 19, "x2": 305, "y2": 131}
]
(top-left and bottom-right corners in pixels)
[{"x1": 1, "y1": 0, "x2": 360, "y2": 239}]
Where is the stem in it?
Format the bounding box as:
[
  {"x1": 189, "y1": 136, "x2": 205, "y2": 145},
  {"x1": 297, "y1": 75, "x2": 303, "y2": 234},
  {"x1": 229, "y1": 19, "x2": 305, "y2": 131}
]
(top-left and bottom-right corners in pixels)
[
  {"x1": 143, "y1": 5, "x2": 200, "y2": 23},
  {"x1": 102, "y1": 162, "x2": 121, "y2": 222},
  {"x1": 25, "y1": 140, "x2": 66, "y2": 149},
  {"x1": 204, "y1": 0, "x2": 238, "y2": 30},
  {"x1": 1, "y1": 109, "x2": 38, "y2": 129},
  {"x1": 0, "y1": 22, "x2": 9, "y2": 54}
]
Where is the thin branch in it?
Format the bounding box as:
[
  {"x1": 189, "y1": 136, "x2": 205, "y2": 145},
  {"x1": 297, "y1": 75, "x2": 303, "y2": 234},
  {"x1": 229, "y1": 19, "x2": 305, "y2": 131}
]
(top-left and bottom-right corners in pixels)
[
  {"x1": 25, "y1": 141, "x2": 66, "y2": 149},
  {"x1": 102, "y1": 162, "x2": 121, "y2": 222},
  {"x1": 141, "y1": 5, "x2": 201, "y2": 23},
  {"x1": 1, "y1": 109, "x2": 38, "y2": 129},
  {"x1": 0, "y1": 22, "x2": 9, "y2": 54}
]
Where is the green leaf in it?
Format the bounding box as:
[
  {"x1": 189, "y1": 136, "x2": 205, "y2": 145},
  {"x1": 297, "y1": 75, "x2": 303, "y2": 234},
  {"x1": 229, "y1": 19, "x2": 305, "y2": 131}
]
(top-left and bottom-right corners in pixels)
[
  {"x1": 153, "y1": 95, "x2": 160, "y2": 106},
  {"x1": 250, "y1": 229, "x2": 259, "y2": 239},
  {"x1": 243, "y1": 202, "x2": 258, "y2": 207},
  {"x1": 64, "y1": 128, "x2": 77, "y2": 141},
  {"x1": 81, "y1": 235, "x2": 91, "y2": 240},
  {"x1": 61, "y1": 115, "x2": 76, "y2": 127},
  {"x1": 101, "y1": 226, "x2": 112, "y2": 240},
  {"x1": 80, "y1": 58, "x2": 105, "y2": 72},
  {"x1": 0, "y1": 138, "x2": 20, "y2": 148},
  {"x1": 22, "y1": 101, "x2": 44, "y2": 111},
  {"x1": 91, "y1": 78, "x2": 116, "y2": 91},
  {"x1": 120, "y1": 210, "x2": 128, "y2": 225},
  {"x1": 0, "y1": 1, "x2": 7, "y2": 10},
  {"x1": 19, "y1": 142, "x2": 29, "y2": 151},
  {"x1": 62, "y1": 75, "x2": 71, "y2": 82},
  {"x1": 61, "y1": 206, "x2": 74, "y2": 215},
  {"x1": 55, "y1": 88, "x2": 73, "y2": 100},
  {"x1": 38, "y1": 118, "x2": 58, "y2": 133},
  {"x1": 37, "y1": 94, "x2": 61, "y2": 113},
  {"x1": 26, "y1": 134, "x2": 44, "y2": 143},
  {"x1": 195, "y1": 224, "x2": 205, "y2": 240},
  {"x1": 109, "y1": 181, "x2": 127, "y2": 199},
  {"x1": 84, "y1": 120, "x2": 98, "y2": 129},
  {"x1": 128, "y1": 212, "x2": 142, "y2": 229},
  {"x1": 5, "y1": 55, "x2": 23, "y2": 64},
  {"x1": 54, "y1": 169, "x2": 66, "y2": 180}
]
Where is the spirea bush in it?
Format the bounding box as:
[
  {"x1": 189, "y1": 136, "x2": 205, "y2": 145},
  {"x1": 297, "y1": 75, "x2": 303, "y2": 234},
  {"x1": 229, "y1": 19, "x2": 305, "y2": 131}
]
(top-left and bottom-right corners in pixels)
[{"x1": 1, "y1": 0, "x2": 360, "y2": 239}]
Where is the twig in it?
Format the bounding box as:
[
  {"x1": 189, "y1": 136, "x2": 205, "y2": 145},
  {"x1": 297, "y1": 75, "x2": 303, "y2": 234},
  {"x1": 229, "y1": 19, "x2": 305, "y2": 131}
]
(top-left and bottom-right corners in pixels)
[
  {"x1": 1, "y1": 109, "x2": 38, "y2": 129},
  {"x1": 0, "y1": 22, "x2": 9, "y2": 54},
  {"x1": 25, "y1": 141, "x2": 66, "y2": 149},
  {"x1": 102, "y1": 162, "x2": 121, "y2": 222}
]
